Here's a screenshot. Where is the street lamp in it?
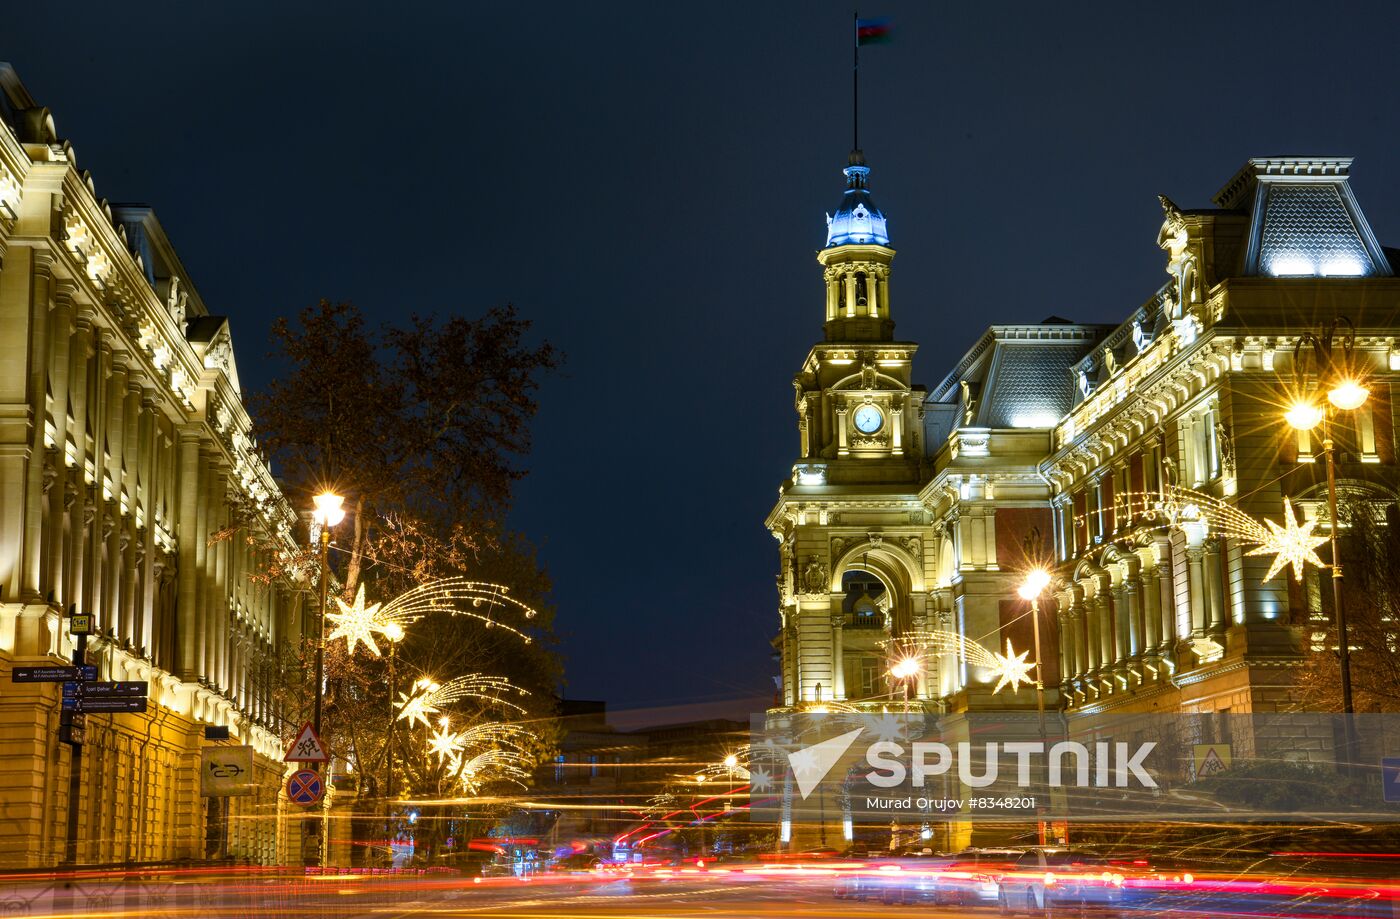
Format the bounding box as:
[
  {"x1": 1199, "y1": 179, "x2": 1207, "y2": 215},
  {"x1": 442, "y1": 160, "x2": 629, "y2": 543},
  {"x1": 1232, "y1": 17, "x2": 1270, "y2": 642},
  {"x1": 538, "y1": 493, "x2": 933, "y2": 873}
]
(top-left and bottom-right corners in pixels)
[
  {"x1": 889, "y1": 654, "x2": 921, "y2": 710},
  {"x1": 310, "y1": 491, "x2": 346, "y2": 741},
  {"x1": 1016, "y1": 569, "x2": 1053, "y2": 731},
  {"x1": 383, "y1": 621, "x2": 406, "y2": 811},
  {"x1": 308, "y1": 491, "x2": 344, "y2": 868},
  {"x1": 1286, "y1": 319, "x2": 1369, "y2": 717}
]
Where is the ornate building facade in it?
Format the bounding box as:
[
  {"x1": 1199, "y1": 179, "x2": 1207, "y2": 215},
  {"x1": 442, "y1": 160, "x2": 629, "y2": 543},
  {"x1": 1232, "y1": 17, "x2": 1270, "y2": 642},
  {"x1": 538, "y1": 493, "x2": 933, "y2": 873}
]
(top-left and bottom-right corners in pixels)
[
  {"x1": 769, "y1": 152, "x2": 1400, "y2": 723},
  {"x1": 0, "y1": 64, "x2": 304, "y2": 866}
]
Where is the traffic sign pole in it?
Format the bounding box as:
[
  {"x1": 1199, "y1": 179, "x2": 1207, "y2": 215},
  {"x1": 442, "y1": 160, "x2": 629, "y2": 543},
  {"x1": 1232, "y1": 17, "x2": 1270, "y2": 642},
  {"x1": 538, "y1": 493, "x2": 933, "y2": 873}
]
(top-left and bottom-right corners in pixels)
[{"x1": 63, "y1": 628, "x2": 86, "y2": 865}]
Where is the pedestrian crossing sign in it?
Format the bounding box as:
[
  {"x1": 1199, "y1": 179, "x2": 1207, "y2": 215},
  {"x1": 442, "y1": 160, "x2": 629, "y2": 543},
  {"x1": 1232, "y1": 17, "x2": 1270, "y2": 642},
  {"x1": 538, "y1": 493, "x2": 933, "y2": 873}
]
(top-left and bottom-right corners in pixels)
[
  {"x1": 1193, "y1": 743, "x2": 1231, "y2": 779},
  {"x1": 283, "y1": 722, "x2": 328, "y2": 763}
]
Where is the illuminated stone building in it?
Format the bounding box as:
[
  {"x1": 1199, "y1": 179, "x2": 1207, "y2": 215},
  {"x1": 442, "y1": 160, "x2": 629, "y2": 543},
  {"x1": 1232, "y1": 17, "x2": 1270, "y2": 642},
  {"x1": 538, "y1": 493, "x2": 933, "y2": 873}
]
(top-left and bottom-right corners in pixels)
[
  {"x1": 0, "y1": 64, "x2": 303, "y2": 866},
  {"x1": 769, "y1": 153, "x2": 1400, "y2": 722}
]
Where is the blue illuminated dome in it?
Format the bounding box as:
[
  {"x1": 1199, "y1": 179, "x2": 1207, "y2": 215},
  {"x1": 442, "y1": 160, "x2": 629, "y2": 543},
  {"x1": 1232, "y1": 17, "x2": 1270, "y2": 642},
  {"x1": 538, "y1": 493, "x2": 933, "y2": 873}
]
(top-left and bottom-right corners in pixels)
[{"x1": 824, "y1": 150, "x2": 890, "y2": 247}]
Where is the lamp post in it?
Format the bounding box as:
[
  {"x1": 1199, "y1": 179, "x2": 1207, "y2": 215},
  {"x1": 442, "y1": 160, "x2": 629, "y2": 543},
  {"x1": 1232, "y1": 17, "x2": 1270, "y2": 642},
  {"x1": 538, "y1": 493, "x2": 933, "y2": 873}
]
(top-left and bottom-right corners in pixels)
[
  {"x1": 1017, "y1": 568, "x2": 1053, "y2": 845},
  {"x1": 310, "y1": 492, "x2": 346, "y2": 740},
  {"x1": 383, "y1": 619, "x2": 405, "y2": 861},
  {"x1": 1285, "y1": 320, "x2": 1369, "y2": 717},
  {"x1": 1017, "y1": 569, "x2": 1053, "y2": 733},
  {"x1": 309, "y1": 491, "x2": 344, "y2": 868},
  {"x1": 889, "y1": 655, "x2": 921, "y2": 711}
]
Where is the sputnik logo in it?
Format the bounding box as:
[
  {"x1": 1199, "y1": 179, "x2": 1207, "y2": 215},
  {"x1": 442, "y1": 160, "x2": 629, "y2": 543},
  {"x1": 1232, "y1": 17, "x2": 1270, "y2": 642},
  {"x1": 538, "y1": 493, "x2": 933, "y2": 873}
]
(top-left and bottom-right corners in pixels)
[{"x1": 787, "y1": 728, "x2": 863, "y2": 800}]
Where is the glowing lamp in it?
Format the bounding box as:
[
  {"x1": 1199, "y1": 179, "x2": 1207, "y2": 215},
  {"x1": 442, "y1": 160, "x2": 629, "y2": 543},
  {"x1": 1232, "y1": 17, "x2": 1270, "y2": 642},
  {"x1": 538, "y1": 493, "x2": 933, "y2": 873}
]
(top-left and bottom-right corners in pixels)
[
  {"x1": 723, "y1": 754, "x2": 738, "y2": 769},
  {"x1": 382, "y1": 621, "x2": 405, "y2": 643},
  {"x1": 1018, "y1": 569, "x2": 1052, "y2": 600},
  {"x1": 1284, "y1": 402, "x2": 1324, "y2": 431},
  {"x1": 1327, "y1": 380, "x2": 1369, "y2": 411},
  {"x1": 890, "y1": 657, "x2": 921, "y2": 680},
  {"x1": 312, "y1": 491, "x2": 346, "y2": 527}
]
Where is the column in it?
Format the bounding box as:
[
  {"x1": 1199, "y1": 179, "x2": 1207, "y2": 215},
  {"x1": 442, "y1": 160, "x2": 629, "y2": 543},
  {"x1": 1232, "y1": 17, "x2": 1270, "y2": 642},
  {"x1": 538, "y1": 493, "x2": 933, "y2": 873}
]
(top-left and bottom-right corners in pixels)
[
  {"x1": 1141, "y1": 563, "x2": 1161, "y2": 672},
  {"x1": 1156, "y1": 556, "x2": 1176, "y2": 658},
  {"x1": 42, "y1": 285, "x2": 74, "y2": 604},
  {"x1": 67, "y1": 312, "x2": 94, "y2": 616},
  {"x1": 176, "y1": 428, "x2": 201, "y2": 680},
  {"x1": 1082, "y1": 587, "x2": 1100, "y2": 679},
  {"x1": 890, "y1": 403, "x2": 903, "y2": 455},
  {"x1": 1094, "y1": 590, "x2": 1113, "y2": 685},
  {"x1": 1185, "y1": 546, "x2": 1207, "y2": 637},
  {"x1": 866, "y1": 270, "x2": 879, "y2": 317},
  {"x1": 1110, "y1": 580, "x2": 1129, "y2": 680},
  {"x1": 1204, "y1": 539, "x2": 1226, "y2": 640},
  {"x1": 19, "y1": 254, "x2": 55, "y2": 600},
  {"x1": 1123, "y1": 576, "x2": 1142, "y2": 660},
  {"x1": 830, "y1": 612, "x2": 845, "y2": 700},
  {"x1": 835, "y1": 406, "x2": 849, "y2": 455},
  {"x1": 843, "y1": 273, "x2": 856, "y2": 317},
  {"x1": 137, "y1": 390, "x2": 157, "y2": 656},
  {"x1": 824, "y1": 275, "x2": 838, "y2": 322}
]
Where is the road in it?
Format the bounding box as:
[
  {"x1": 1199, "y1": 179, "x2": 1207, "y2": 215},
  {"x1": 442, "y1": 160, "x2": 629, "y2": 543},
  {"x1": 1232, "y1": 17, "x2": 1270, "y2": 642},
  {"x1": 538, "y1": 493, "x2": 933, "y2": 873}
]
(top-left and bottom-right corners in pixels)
[{"x1": 4, "y1": 866, "x2": 1398, "y2": 918}]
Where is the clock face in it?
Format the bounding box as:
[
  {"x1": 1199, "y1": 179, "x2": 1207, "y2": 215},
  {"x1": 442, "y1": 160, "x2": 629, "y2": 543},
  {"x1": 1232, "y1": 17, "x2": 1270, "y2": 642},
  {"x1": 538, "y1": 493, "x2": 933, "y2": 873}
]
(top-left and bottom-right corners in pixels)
[{"x1": 853, "y1": 404, "x2": 884, "y2": 434}]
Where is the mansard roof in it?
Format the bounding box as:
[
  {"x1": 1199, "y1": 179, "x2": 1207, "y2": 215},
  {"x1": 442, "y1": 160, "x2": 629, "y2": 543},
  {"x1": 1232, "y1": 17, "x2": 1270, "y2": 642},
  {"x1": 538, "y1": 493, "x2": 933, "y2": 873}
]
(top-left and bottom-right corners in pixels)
[
  {"x1": 1211, "y1": 157, "x2": 1392, "y2": 279},
  {"x1": 927, "y1": 322, "x2": 1110, "y2": 431}
]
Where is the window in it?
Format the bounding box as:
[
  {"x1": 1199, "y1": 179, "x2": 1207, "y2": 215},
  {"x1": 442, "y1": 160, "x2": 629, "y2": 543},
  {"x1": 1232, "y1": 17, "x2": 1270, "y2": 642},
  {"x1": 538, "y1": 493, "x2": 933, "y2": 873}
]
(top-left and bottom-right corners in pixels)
[{"x1": 860, "y1": 657, "x2": 880, "y2": 698}]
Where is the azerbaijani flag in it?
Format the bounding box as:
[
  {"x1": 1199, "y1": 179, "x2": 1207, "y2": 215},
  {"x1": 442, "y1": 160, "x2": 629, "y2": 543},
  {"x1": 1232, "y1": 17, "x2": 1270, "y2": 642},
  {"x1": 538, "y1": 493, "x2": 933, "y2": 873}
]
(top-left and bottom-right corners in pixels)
[{"x1": 856, "y1": 16, "x2": 892, "y2": 45}]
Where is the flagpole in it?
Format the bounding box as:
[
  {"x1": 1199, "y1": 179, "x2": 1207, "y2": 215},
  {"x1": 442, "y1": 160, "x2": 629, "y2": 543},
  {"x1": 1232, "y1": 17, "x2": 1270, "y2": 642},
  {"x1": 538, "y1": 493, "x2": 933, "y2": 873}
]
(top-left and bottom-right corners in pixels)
[{"x1": 852, "y1": 10, "x2": 859, "y2": 152}]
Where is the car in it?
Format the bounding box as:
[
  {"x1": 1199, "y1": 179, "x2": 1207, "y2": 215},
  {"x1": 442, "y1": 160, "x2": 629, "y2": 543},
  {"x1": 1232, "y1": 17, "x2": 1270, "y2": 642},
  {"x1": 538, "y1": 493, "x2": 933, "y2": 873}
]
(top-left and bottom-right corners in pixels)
[
  {"x1": 930, "y1": 848, "x2": 1023, "y2": 906},
  {"x1": 997, "y1": 847, "x2": 1124, "y2": 915}
]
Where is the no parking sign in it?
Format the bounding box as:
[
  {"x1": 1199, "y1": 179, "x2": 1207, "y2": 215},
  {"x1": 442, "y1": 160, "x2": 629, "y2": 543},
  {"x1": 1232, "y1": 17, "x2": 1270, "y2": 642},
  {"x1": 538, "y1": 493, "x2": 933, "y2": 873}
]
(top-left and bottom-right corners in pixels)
[{"x1": 286, "y1": 769, "x2": 324, "y2": 807}]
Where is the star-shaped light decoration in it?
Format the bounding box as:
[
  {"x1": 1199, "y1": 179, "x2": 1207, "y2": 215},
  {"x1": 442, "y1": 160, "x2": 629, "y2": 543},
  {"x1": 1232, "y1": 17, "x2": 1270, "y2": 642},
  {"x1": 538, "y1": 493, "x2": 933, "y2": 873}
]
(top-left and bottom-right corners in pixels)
[
  {"x1": 1245, "y1": 499, "x2": 1329, "y2": 583},
  {"x1": 395, "y1": 678, "x2": 442, "y2": 729},
  {"x1": 327, "y1": 583, "x2": 385, "y2": 656},
  {"x1": 748, "y1": 766, "x2": 774, "y2": 794},
  {"x1": 426, "y1": 722, "x2": 466, "y2": 764},
  {"x1": 989, "y1": 639, "x2": 1036, "y2": 695}
]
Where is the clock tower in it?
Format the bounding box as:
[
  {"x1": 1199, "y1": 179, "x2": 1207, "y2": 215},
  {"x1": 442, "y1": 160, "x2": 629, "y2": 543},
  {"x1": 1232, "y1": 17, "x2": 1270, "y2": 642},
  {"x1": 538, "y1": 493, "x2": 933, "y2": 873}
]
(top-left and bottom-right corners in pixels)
[
  {"x1": 794, "y1": 150, "x2": 924, "y2": 481},
  {"x1": 768, "y1": 151, "x2": 936, "y2": 710}
]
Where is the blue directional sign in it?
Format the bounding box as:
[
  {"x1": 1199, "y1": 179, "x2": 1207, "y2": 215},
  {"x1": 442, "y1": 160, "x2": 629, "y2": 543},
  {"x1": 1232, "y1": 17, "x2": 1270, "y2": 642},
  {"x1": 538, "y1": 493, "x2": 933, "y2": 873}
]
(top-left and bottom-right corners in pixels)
[
  {"x1": 1384, "y1": 758, "x2": 1400, "y2": 804},
  {"x1": 286, "y1": 770, "x2": 324, "y2": 807}
]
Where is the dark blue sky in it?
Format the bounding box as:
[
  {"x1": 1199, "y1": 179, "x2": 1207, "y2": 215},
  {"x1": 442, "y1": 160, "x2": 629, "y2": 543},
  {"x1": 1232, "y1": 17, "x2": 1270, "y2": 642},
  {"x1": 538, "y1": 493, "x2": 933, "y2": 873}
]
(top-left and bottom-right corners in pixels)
[{"x1": 9, "y1": 1, "x2": 1400, "y2": 715}]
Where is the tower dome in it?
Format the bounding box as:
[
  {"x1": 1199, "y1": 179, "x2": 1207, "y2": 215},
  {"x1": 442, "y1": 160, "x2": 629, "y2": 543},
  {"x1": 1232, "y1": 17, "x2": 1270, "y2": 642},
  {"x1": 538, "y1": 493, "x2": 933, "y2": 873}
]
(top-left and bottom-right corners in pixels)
[{"x1": 824, "y1": 150, "x2": 890, "y2": 247}]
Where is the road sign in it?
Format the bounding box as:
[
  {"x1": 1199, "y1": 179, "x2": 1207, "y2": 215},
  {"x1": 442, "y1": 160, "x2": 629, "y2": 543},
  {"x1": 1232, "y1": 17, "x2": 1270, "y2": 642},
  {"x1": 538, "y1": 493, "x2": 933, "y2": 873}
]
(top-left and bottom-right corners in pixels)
[
  {"x1": 68, "y1": 614, "x2": 92, "y2": 635},
  {"x1": 1193, "y1": 743, "x2": 1232, "y2": 779},
  {"x1": 201, "y1": 746, "x2": 255, "y2": 797},
  {"x1": 62, "y1": 680, "x2": 147, "y2": 697},
  {"x1": 11, "y1": 665, "x2": 97, "y2": 683},
  {"x1": 61, "y1": 697, "x2": 147, "y2": 713},
  {"x1": 286, "y1": 769, "x2": 324, "y2": 806},
  {"x1": 59, "y1": 711, "x2": 86, "y2": 744},
  {"x1": 283, "y1": 722, "x2": 328, "y2": 763},
  {"x1": 1383, "y1": 758, "x2": 1400, "y2": 804}
]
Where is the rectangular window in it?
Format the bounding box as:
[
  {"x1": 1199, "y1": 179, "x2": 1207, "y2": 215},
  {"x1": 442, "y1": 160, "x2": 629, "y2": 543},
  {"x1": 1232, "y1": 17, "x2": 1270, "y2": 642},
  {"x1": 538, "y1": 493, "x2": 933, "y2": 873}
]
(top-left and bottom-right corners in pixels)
[{"x1": 860, "y1": 657, "x2": 879, "y2": 698}]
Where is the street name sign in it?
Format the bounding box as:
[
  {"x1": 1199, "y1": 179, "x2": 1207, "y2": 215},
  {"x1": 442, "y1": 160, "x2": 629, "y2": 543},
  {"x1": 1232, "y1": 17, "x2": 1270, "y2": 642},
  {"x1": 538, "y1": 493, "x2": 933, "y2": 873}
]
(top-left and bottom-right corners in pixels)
[
  {"x1": 283, "y1": 722, "x2": 329, "y2": 763},
  {"x1": 61, "y1": 697, "x2": 147, "y2": 713},
  {"x1": 62, "y1": 680, "x2": 147, "y2": 697},
  {"x1": 11, "y1": 665, "x2": 97, "y2": 683}
]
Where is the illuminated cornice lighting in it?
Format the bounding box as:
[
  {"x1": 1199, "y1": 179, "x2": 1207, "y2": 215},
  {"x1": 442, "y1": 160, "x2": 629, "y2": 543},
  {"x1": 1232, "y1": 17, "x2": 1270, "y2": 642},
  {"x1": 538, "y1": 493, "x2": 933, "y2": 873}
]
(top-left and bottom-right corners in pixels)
[
  {"x1": 1009, "y1": 412, "x2": 1061, "y2": 429},
  {"x1": 1267, "y1": 253, "x2": 1369, "y2": 278}
]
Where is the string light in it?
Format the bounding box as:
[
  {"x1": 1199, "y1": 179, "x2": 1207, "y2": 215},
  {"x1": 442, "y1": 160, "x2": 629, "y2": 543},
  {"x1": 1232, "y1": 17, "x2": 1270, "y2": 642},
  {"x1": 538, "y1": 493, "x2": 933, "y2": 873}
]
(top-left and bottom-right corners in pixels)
[{"x1": 395, "y1": 674, "x2": 529, "y2": 728}]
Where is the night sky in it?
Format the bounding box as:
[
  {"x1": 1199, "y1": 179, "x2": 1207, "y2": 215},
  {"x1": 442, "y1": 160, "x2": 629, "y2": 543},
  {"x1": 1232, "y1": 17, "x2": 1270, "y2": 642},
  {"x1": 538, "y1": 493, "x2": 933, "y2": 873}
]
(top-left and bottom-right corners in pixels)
[{"x1": 9, "y1": 1, "x2": 1400, "y2": 721}]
